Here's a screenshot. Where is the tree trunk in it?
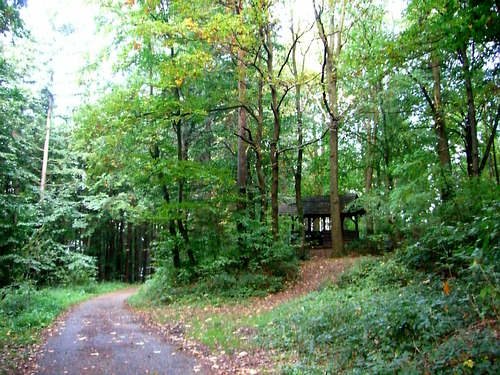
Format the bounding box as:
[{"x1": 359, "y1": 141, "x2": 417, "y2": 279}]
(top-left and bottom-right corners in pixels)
[
  {"x1": 458, "y1": 44, "x2": 479, "y2": 177},
  {"x1": 142, "y1": 224, "x2": 151, "y2": 281},
  {"x1": 364, "y1": 115, "x2": 376, "y2": 234},
  {"x1": 325, "y1": 44, "x2": 343, "y2": 255},
  {"x1": 291, "y1": 27, "x2": 306, "y2": 257},
  {"x1": 117, "y1": 221, "x2": 123, "y2": 280},
  {"x1": 255, "y1": 72, "x2": 267, "y2": 222},
  {"x1": 135, "y1": 225, "x2": 142, "y2": 282},
  {"x1": 125, "y1": 222, "x2": 132, "y2": 283},
  {"x1": 236, "y1": 41, "x2": 248, "y2": 210},
  {"x1": 313, "y1": 0, "x2": 346, "y2": 256},
  {"x1": 431, "y1": 53, "x2": 452, "y2": 199},
  {"x1": 175, "y1": 119, "x2": 194, "y2": 266},
  {"x1": 492, "y1": 137, "x2": 499, "y2": 185},
  {"x1": 431, "y1": 54, "x2": 451, "y2": 168},
  {"x1": 328, "y1": 117, "x2": 343, "y2": 255},
  {"x1": 40, "y1": 90, "x2": 53, "y2": 199},
  {"x1": 265, "y1": 22, "x2": 280, "y2": 241}
]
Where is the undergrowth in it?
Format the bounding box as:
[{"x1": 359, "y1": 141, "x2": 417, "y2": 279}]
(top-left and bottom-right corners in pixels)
[{"x1": 260, "y1": 257, "x2": 499, "y2": 374}]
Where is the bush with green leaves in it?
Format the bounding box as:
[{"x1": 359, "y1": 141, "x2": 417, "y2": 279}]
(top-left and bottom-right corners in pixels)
[
  {"x1": 259, "y1": 257, "x2": 499, "y2": 374},
  {"x1": 1, "y1": 240, "x2": 97, "y2": 286},
  {"x1": 140, "y1": 216, "x2": 299, "y2": 303}
]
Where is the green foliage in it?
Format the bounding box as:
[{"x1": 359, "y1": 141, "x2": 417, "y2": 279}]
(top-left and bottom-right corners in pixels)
[
  {"x1": 0, "y1": 0, "x2": 26, "y2": 35},
  {"x1": 138, "y1": 216, "x2": 299, "y2": 303},
  {"x1": 398, "y1": 182, "x2": 500, "y2": 276},
  {"x1": 260, "y1": 257, "x2": 499, "y2": 374}
]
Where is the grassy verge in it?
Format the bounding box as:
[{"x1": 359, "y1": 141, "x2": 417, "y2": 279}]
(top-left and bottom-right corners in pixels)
[
  {"x1": 131, "y1": 256, "x2": 499, "y2": 374},
  {"x1": 0, "y1": 281, "x2": 130, "y2": 372},
  {"x1": 260, "y1": 258, "x2": 499, "y2": 374}
]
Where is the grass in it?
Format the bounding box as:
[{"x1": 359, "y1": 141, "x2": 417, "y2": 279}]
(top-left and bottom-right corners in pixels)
[
  {"x1": 0, "y1": 281, "x2": 130, "y2": 373},
  {"x1": 131, "y1": 256, "x2": 499, "y2": 374}
]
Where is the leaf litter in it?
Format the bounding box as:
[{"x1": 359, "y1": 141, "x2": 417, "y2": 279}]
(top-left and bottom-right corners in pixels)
[{"x1": 132, "y1": 256, "x2": 357, "y2": 374}]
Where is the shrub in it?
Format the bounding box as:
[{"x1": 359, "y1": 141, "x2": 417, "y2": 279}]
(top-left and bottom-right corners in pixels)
[{"x1": 261, "y1": 256, "x2": 498, "y2": 374}]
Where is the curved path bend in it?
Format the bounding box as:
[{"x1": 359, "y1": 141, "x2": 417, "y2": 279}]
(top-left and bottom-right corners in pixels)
[{"x1": 36, "y1": 288, "x2": 207, "y2": 375}]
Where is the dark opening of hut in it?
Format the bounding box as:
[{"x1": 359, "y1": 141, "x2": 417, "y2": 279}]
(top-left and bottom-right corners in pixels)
[{"x1": 279, "y1": 193, "x2": 365, "y2": 247}]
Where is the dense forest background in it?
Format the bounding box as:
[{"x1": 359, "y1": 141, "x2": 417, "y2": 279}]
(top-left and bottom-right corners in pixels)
[
  {"x1": 0, "y1": 0, "x2": 498, "y2": 298},
  {"x1": 1, "y1": 0, "x2": 499, "y2": 373}
]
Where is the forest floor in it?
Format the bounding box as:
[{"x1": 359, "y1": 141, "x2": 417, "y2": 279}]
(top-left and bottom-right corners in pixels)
[{"x1": 131, "y1": 255, "x2": 359, "y2": 374}]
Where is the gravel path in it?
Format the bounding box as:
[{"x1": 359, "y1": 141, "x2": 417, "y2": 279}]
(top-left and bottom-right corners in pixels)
[{"x1": 36, "y1": 288, "x2": 208, "y2": 375}]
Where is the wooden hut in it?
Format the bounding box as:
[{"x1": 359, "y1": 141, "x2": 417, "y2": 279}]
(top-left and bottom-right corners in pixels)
[{"x1": 279, "y1": 193, "x2": 365, "y2": 247}]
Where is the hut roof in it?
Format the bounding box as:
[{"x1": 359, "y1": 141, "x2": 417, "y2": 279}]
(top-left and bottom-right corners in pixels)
[{"x1": 279, "y1": 193, "x2": 362, "y2": 216}]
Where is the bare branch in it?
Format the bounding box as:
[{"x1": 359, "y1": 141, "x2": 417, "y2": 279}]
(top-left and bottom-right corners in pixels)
[
  {"x1": 233, "y1": 132, "x2": 256, "y2": 148},
  {"x1": 278, "y1": 127, "x2": 329, "y2": 154}
]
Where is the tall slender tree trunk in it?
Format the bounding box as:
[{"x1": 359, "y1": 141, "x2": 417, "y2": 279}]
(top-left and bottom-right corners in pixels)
[
  {"x1": 236, "y1": 44, "x2": 248, "y2": 210},
  {"x1": 40, "y1": 90, "x2": 53, "y2": 199},
  {"x1": 291, "y1": 26, "x2": 306, "y2": 257},
  {"x1": 263, "y1": 20, "x2": 281, "y2": 240},
  {"x1": 325, "y1": 53, "x2": 343, "y2": 254},
  {"x1": 364, "y1": 114, "x2": 376, "y2": 235},
  {"x1": 431, "y1": 53, "x2": 452, "y2": 199},
  {"x1": 255, "y1": 72, "x2": 267, "y2": 222},
  {"x1": 313, "y1": 0, "x2": 346, "y2": 255},
  {"x1": 117, "y1": 221, "x2": 123, "y2": 280},
  {"x1": 137, "y1": 230, "x2": 141, "y2": 282},
  {"x1": 125, "y1": 222, "x2": 132, "y2": 283},
  {"x1": 492, "y1": 137, "x2": 499, "y2": 185},
  {"x1": 233, "y1": 0, "x2": 248, "y2": 250},
  {"x1": 164, "y1": 184, "x2": 180, "y2": 268},
  {"x1": 458, "y1": 44, "x2": 479, "y2": 177},
  {"x1": 175, "y1": 119, "x2": 195, "y2": 265},
  {"x1": 431, "y1": 54, "x2": 451, "y2": 168}
]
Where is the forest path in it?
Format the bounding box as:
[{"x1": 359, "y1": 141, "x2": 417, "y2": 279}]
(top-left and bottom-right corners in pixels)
[{"x1": 35, "y1": 288, "x2": 209, "y2": 375}]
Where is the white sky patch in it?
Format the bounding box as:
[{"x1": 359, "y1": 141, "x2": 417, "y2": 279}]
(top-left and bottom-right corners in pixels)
[{"x1": 21, "y1": 0, "x2": 105, "y2": 124}]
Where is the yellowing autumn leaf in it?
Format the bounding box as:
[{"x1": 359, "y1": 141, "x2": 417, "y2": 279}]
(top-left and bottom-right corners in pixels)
[
  {"x1": 184, "y1": 17, "x2": 197, "y2": 31},
  {"x1": 443, "y1": 280, "x2": 451, "y2": 295},
  {"x1": 125, "y1": 0, "x2": 134, "y2": 6}
]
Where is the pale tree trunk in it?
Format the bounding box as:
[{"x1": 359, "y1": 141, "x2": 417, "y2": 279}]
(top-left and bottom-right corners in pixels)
[
  {"x1": 313, "y1": 0, "x2": 346, "y2": 256},
  {"x1": 40, "y1": 91, "x2": 53, "y2": 199}
]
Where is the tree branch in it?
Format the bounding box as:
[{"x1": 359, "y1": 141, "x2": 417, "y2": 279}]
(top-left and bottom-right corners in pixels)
[
  {"x1": 278, "y1": 127, "x2": 329, "y2": 154},
  {"x1": 479, "y1": 103, "x2": 500, "y2": 175},
  {"x1": 233, "y1": 132, "x2": 256, "y2": 148}
]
